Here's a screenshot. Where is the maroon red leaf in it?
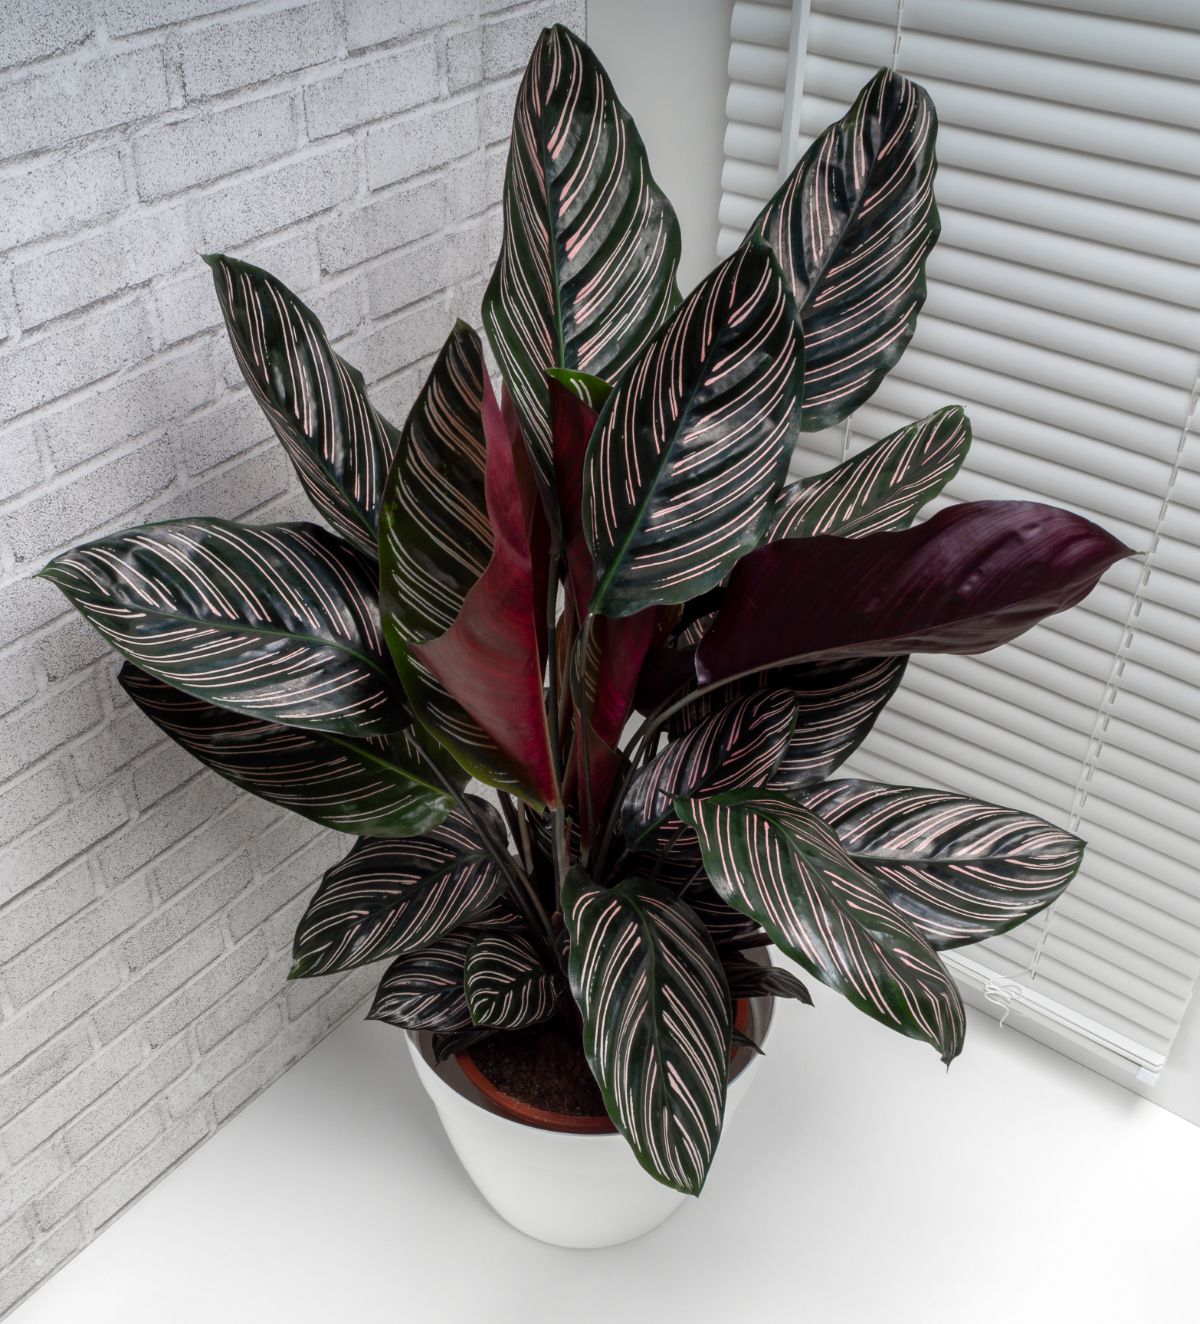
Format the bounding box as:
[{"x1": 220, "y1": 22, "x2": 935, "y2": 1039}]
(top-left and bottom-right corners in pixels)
[
  {"x1": 413, "y1": 377, "x2": 558, "y2": 807},
  {"x1": 697, "y1": 501, "x2": 1132, "y2": 684}
]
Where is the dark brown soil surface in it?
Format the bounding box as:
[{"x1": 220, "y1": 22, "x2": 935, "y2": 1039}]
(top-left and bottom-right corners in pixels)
[{"x1": 467, "y1": 1024, "x2": 608, "y2": 1118}]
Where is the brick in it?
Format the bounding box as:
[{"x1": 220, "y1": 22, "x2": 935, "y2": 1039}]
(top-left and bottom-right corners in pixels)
[
  {"x1": 32, "y1": 613, "x2": 109, "y2": 686},
  {"x1": 0, "y1": 860, "x2": 95, "y2": 964},
  {"x1": 173, "y1": 392, "x2": 270, "y2": 476},
  {"x1": 0, "y1": 48, "x2": 169, "y2": 161},
  {"x1": 0, "y1": 678, "x2": 101, "y2": 785},
  {"x1": 344, "y1": 0, "x2": 472, "y2": 51},
  {"x1": 92, "y1": 922, "x2": 225, "y2": 1044},
  {"x1": 446, "y1": 27, "x2": 483, "y2": 93},
  {"x1": 65, "y1": 1036, "x2": 191, "y2": 1161},
  {"x1": 0, "y1": 649, "x2": 40, "y2": 715},
  {"x1": 195, "y1": 952, "x2": 289, "y2": 1051},
  {"x1": 368, "y1": 236, "x2": 452, "y2": 316},
  {"x1": 13, "y1": 232, "x2": 124, "y2": 330},
  {"x1": 193, "y1": 143, "x2": 357, "y2": 250},
  {"x1": 147, "y1": 445, "x2": 294, "y2": 524},
  {"x1": 2, "y1": 788, "x2": 128, "y2": 909},
  {"x1": 145, "y1": 796, "x2": 280, "y2": 901},
  {"x1": 346, "y1": 296, "x2": 449, "y2": 385},
  {"x1": 0, "y1": 577, "x2": 63, "y2": 649},
  {"x1": 318, "y1": 176, "x2": 443, "y2": 273},
  {"x1": 134, "y1": 94, "x2": 296, "y2": 201},
  {"x1": 481, "y1": 75, "x2": 521, "y2": 145},
  {"x1": 0, "y1": 421, "x2": 42, "y2": 501},
  {"x1": 167, "y1": 1002, "x2": 280, "y2": 1116},
  {"x1": 97, "y1": 775, "x2": 238, "y2": 884},
  {"x1": 228, "y1": 832, "x2": 340, "y2": 940},
  {"x1": 43, "y1": 344, "x2": 214, "y2": 471},
  {"x1": 0, "y1": 762, "x2": 70, "y2": 845},
  {"x1": 445, "y1": 153, "x2": 488, "y2": 222},
  {"x1": 104, "y1": 0, "x2": 246, "y2": 38},
  {"x1": 0, "y1": 957, "x2": 121, "y2": 1076},
  {"x1": 305, "y1": 41, "x2": 439, "y2": 140},
  {"x1": 482, "y1": 6, "x2": 564, "y2": 80},
  {"x1": 131, "y1": 739, "x2": 205, "y2": 810},
  {"x1": 4, "y1": 441, "x2": 174, "y2": 565},
  {"x1": 177, "y1": 2, "x2": 338, "y2": 100},
  {"x1": 365, "y1": 99, "x2": 478, "y2": 190},
  {"x1": 4, "y1": 1033, "x2": 144, "y2": 1162},
  {"x1": 6, "y1": 879, "x2": 152, "y2": 1006},
  {"x1": 34, "y1": 1107, "x2": 163, "y2": 1230},
  {"x1": 0, "y1": 148, "x2": 125, "y2": 253},
  {"x1": 211, "y1": 1023, "x2": 300, "y2": 1121},
  {"x1": 0, "y1": 1217, "x2": 83, "y2": 1317},
  {"x1": 0, "y1": 1142, "x2": 68, "y2": 1225},
  {"x1": 146, "y1": 934, "x2": 268, "y2": 1048},
  {"x1": 0, "y1": 0, "x2": 92, "y2": 70},
  {"x1": 0, "y1": 299, "x2": 153, "y2": 424},
  {"x1": 83, "y1": 1107, "x2": 210, "y2": 1233},
  {"x1": 303, "y1": 272, "x2": 365, "y2": 341},
  {"x1": 0, "y1": 1211, "x2": 35, "y2": 1273},
  {"x1": 248, "y1": 808, "x2": 328, "y2": 878},
  {"x1": 72, "y1": 708, "x2": 162, "y2": 791},
  {"x1": 0, "y1": 1027, "x2": 91, "y2": 1129},
  {"x1": 121, "y1": 852, "x2": 251, "y2": 971}
]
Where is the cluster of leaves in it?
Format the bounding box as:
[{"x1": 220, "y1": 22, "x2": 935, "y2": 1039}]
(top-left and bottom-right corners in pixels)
[{"x1": 40, "y1": 27, "x2": 1130, "y2": 1196}]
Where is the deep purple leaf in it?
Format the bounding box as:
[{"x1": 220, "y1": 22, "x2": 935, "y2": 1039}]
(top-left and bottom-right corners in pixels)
[{"x1": 697, "y1": 501, "x2": 1132, "y2": 684}]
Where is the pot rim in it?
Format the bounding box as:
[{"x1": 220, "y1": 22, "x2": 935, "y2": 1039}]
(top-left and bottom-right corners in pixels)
[{"x1": 409, "y1": 989, "x2": 774, "y2": 1141}]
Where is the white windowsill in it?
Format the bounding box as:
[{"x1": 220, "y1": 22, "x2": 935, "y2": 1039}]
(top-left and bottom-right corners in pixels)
[{"x1": 10, "y1": 975, "x2": 1200, "y2": 1324}]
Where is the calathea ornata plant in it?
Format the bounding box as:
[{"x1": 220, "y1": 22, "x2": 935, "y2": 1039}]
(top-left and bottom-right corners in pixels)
[{"x1": 40, "y1": 27, "x2": 1130, "y2": 1195}]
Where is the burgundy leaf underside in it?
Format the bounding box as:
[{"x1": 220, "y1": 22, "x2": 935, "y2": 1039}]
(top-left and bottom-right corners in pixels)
[
  {"x1": 697, "y1": 501, "x2": 1133, "y2": 684},
  {"x1": 413, "y1": 377, "x2": 558, "y2": 807}
]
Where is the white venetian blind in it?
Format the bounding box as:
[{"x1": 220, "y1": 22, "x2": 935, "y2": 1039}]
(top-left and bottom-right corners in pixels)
[{"x1": 720, "y1": 0, "x2": 1200, "y2": 1079}]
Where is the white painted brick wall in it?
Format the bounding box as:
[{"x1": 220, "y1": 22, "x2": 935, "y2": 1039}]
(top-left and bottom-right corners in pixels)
[{"x1": 0, "y1": 0, "x2": 585, "y2": 1311}]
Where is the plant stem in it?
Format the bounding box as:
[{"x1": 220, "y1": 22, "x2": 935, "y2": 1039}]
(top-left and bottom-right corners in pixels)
[{"x1": 412, "y1": 746, "x2": 556, "y2": 955}]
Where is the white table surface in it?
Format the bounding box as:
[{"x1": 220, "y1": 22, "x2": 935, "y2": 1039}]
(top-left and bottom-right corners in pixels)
[{"x1": 11, "y1": 979, "x2": 1200, "y2": 1324}]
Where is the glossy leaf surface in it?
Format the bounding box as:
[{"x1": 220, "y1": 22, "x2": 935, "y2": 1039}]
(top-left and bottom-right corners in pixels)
[
  {"x1": 697, "y1": 501, "x2": 1132, "y2": 684},
  {"x1": 583, "y1": 239, "x2": 803, "y2": 618},
  {"x1": 290, "y1": 801, "x2": 508, "y2": 977},
  {"x1": 722, "y1": 959, "x2": 812, "y2": 1005},
  {"x1": 620, "y1": 689, "x2": 797, "y2": 850},
  {"x1": 483, "y1": 24, "x2": 681, "y2": 486},
  {"x1": 411, "y1": 374, "x2": 557, "y2": 807},
  {"x1": 565, "y1": 870, "x2": 732, "y2": 1194},
  {"x1": 41, "y1": 519, "x2": 407, "y2": 736},
  {"x1": 207, "y1": 254, "x2": 396, "y2": 558},
  {"x1": 367, "y1": 932, "x2": 477, "y2": 1032},
  {"x1": 119, "y1": 665, "x2": 451, "y2": 837},
  {"x1": 380, "y1": 329, "x2": 555, "y2": 803},
  {"x1": 464, "y1": 932, "x2": 561, "y2": 1029},
  {"x1": 677, "y1": 790, "x2": 965, "y2": 1063},
  {"x1": 769, "y1": 407, "x2": 970, "y2": 540},
  {"x1": 747, "y1": 69, "x2": 939, "y2": 430},
  {"x1": 799, "y1": 780, "x2": 1085, "y2": 949}
]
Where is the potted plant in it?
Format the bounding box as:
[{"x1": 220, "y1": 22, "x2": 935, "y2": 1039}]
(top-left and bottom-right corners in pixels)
[{"x1": 38, "y1": 26, "x2": 1129, "y2": 1247}]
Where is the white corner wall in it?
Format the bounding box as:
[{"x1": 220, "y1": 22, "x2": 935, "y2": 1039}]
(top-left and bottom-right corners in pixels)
[{"x1": 589, "y1": 0, "x2": 734, "y2": 295}]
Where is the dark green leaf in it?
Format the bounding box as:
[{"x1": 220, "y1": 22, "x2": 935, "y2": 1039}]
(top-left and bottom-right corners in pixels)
[
  {"x1": 484, "y1": 24, "x2": 681, "y2": 487},
  {"x1": 583, "y1": 240, "x2": 803, "y2": 617},
  {"x1": 290, "y1": 801, "x2": 509, "y2": 977},
  {"x1": 676, "y1": 789, "x2": 965, "y2": 1063},
  {"x1": 207, "y1": 254, "x2": 396, "y2": 558},
  {"x1": 747, "y1": 69, "x2": 939, "y2": 430},
  {"x1": 798, "y1": 780, "x2": 1085, "y2": 950},
  {"x1": 619, "y1": 689, "x2": 797, "y2": 850},
  {"x1": 41, "y1": 519, "x2": 408, "y2": 737},
  {"x1": 769, "y1": 407, "x2": 970, "y2": 540},
  {"x1": 464, "y1": 932, "x2": 561, "y2": 1029},
  {"x1": 119, "y1": 664, "x2": 451, "y2": 837},
  {"x1": 367, "y1": 932, "x2": 477, "y2": 1032},
  {"x1": 722, "y1": 959, "x2": 811, "y2": 1005},
  {"x1": 564, "y1": 870, "x2": 731, "y2": 1194}
]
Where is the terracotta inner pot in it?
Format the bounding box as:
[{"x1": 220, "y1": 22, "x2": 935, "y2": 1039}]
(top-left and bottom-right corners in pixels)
[{"x1": 456, "y1": 998, "x2": 756, "y2": 1135}]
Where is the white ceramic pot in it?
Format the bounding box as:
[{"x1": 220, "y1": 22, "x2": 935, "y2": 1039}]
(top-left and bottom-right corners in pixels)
[{"x1": 406, "y1": 1000, "x2": 771, "y2": 1249}]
